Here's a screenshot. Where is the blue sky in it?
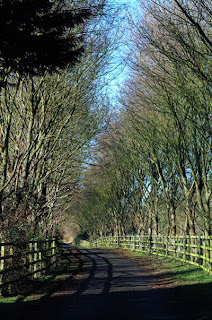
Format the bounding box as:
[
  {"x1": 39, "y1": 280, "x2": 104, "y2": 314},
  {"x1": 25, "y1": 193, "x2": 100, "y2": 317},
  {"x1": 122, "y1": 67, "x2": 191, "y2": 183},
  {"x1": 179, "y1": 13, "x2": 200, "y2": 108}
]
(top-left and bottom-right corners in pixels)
[{"x1": 106, "y1": 0, "x2": 138, "y2": 109}]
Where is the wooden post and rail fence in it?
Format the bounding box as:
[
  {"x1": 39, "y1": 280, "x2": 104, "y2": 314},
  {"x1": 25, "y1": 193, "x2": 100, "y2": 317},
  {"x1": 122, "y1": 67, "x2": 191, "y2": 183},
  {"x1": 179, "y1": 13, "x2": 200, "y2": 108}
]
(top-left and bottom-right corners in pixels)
[
  {"x1": 0, "y1": 238, "x2": 60, "y2": 296},
  {"x1": 89, "y1": 235, "x2": 212, "y2": 274}
]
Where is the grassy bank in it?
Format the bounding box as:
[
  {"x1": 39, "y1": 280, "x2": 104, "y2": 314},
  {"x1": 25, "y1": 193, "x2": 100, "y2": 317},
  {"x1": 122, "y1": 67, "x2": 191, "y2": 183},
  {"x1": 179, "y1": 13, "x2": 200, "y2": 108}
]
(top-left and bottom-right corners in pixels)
[{"x1": 113, "y1": 249, "x2": 212, "y2": 288}]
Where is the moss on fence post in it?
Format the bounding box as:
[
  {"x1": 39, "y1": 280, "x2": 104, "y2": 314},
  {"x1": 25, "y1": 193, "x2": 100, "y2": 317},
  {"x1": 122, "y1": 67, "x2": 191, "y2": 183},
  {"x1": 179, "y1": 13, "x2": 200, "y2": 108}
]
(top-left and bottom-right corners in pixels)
[
  {"x1": 194, "y1": 237, "x2": 198, "y2": 264},
  {"x1": 0, "y1": 243, "x2": 4, "y2": 296},
  {"x1": 183, "y1": 237, "x2": 186, "y2": 263},
  {"x1": 206, "y1": 237, "x2": 210, "y2": 271},
  {"x1": 209, "y1": 237, "x2": 212, "y2": 272},
  {"x1": 29, "y1": 242, "x2": 33, "y2": 277},
  {"x1": 52, "y1": 239, "x2": 56, "y2": 269},
  {"x1": 0, "y1": 243, "x2": 4, "y2": 272},
  {"x1": 33, "y1": 242, "x2": 38, "y2": 278}
]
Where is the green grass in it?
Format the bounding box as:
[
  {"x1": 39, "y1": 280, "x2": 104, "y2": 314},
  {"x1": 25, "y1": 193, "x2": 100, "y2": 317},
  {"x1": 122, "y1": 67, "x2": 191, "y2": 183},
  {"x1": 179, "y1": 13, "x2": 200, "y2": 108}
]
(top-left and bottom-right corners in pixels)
[
  {"x1": 124, "y1": 250, "x2": 212, "y2": 286},
  {"x1": 0, "y1": 296, "x2": 19, "y2": 304},
  {"x1": 38, "y1": 274, "x2": 55, "y2": 281}
]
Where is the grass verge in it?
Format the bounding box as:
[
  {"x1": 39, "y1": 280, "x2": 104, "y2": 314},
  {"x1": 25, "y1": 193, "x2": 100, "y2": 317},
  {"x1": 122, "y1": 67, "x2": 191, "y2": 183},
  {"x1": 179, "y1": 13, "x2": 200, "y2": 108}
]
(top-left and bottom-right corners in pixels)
[{"x1": 114, "y1": 249, "x2": 212, "y2": 288}]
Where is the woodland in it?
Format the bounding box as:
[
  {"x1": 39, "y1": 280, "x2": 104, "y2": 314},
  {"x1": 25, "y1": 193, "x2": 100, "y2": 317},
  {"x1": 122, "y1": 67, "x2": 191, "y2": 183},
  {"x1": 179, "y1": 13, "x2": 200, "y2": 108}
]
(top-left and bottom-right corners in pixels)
[
  {"x1": 74, "y1": 0, "x2": 212, "y2": 240},
  {"x1": 0, "y1": 0, "x2": 212, "y2": 243},
  {"x1": 0, "y1": 0, "x2": 113, "y2": 242}
]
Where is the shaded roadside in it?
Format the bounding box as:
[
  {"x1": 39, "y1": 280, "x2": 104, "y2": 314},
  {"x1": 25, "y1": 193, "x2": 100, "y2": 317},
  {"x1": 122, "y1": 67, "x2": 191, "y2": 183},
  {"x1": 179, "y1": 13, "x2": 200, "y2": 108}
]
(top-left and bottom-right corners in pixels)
[
  {"x1": 1, "y1": 248, "x2": 212, "y2": 320},
  {"x1": 0, "y1": 244, "x2": 84, "y2": 303}
]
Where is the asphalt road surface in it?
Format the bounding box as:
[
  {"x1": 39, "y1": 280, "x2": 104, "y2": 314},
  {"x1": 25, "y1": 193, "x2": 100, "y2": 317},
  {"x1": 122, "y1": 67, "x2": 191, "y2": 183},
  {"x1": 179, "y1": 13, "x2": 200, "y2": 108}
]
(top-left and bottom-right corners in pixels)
[{"x1": 1, "y1": 248, "x2": 211, "y2": 320}]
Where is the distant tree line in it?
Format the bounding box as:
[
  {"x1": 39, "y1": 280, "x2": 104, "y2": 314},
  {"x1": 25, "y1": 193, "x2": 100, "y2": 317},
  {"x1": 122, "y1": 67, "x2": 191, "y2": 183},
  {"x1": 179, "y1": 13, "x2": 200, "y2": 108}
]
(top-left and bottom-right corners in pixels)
[{"x1": 75, "y1": 0, "x2": 212, "y2": 239}]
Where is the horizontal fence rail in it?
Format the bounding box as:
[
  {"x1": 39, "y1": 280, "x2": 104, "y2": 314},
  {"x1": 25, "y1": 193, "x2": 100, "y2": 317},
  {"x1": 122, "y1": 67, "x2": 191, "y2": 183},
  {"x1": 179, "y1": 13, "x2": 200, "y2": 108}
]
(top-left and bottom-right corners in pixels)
[
  {"x1": 90, "y1": 235, "x2": 212, "y2": 274},
  {"x1": 0, "y1": 238, "x2": 60, "y2": 296}
]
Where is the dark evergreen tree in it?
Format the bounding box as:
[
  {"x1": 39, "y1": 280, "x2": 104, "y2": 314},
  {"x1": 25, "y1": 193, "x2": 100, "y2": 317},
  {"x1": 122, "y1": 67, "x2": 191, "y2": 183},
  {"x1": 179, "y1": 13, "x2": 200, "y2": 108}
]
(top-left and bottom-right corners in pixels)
[{"x1": 0, "y1": 0, "x2": 92, "y2": 74}]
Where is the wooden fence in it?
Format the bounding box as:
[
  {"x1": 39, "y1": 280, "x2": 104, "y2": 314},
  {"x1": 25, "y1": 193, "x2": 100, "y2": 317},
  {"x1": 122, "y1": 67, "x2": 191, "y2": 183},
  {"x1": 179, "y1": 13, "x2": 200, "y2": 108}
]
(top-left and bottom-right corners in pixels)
[
  {"x1": 0, "y1": 238, "x2": 59, "y2": 296},
  {"x1": 90, "y1": 235, "x2": 212, "y2": 274}
]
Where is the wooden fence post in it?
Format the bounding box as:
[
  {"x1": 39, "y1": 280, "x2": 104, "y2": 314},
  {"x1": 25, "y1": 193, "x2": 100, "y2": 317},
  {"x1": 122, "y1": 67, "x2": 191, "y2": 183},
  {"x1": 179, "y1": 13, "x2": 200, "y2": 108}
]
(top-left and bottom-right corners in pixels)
[
  {"x1": 41, "y1": 241, "x2": 45, "y2": 272},
  {"x1": 33, "y1": 242, "x2": 38, "y2": 278},
  {"x1": 148, "y1": 234, "x2": 152, "y2": 254},
  {"x1": 209, "y1": 237, "x2": 212, "y2": 272},
  {"x1": 0, "y1": 243, "x2": 4, "y2": 273},
  {"x1": 8, "y1": 246, "x2": 13, "y2": 294},
  {"x1": 206, "y1": 237, "x2": 210, "y2": 271},
  {"x1": 166, "y1": 236, "x2": 169, "y2": 257},
  {"x1": 29, "y1": 242, "x2": 33, "y2": 277},
  {"x1": 38, "y1": 247, "x2": 42, "y2": 278},
  {"x1": 195, "y1": 237, "x2": 198, "y2": 264},
  {"x1": 52, "y1": 239, "x2": 56, "y2": 269},
  {"x1": 133, "y1": 235, "x2": 136, "y2": 251},
  {"x1": 188, "y1": 236, "x2": 191, "y2": 262},
  {"x1": 183, "y1": 237, "x2": 186, "y2": 263},
  {"x1": 0, "y1": 243, "x2": 4, "y2": 293},
  {"x1": 203, "y1": 237, "x2": 207, "y2": 268}
]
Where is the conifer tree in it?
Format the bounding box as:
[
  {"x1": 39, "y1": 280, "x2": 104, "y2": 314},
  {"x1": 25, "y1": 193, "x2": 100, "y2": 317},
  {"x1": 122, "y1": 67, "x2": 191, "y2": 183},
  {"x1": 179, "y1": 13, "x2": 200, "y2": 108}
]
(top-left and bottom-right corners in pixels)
[{"x1": 0, "y1": 0, "x2": 92, "y2": 74}]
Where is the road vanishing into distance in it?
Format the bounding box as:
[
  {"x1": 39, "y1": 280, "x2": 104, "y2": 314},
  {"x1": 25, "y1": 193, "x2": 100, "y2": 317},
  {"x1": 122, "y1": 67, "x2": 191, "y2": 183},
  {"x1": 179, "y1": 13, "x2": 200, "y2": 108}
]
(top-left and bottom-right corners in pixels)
[{"x1": 1, "y1": 246, "x2": 212, "y2": 320}]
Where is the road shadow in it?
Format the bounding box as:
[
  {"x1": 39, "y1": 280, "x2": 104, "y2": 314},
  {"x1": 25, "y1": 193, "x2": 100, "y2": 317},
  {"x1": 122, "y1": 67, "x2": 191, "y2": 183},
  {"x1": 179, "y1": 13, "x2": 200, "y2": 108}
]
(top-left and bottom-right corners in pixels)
[
  {"x1": 0, "y1": 248, "x2": 212, "y2": 320},
  {"x1": 1, "y1": 245, "x2": 84, "y2": 304}
]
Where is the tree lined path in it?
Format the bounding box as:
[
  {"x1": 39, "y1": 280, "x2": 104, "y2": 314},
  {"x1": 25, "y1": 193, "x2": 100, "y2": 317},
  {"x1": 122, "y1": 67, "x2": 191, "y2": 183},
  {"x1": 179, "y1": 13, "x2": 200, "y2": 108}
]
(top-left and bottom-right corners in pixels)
[{"x1": 1, "y1": 246, "x2": 211, "y2": 320}]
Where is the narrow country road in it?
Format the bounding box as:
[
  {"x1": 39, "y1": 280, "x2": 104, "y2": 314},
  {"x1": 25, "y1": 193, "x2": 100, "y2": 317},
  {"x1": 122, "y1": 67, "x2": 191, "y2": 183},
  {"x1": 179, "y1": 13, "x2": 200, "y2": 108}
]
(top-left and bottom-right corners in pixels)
[{"x1": 1, "y1": 248, "x2": 211, "y2": 320}]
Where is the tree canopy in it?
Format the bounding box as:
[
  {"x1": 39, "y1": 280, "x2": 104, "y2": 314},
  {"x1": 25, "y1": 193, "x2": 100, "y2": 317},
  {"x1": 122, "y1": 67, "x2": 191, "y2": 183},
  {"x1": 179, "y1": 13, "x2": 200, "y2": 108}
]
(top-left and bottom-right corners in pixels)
[{"x1": 74, "y1": 0, "x2": 212, "y2": 240}]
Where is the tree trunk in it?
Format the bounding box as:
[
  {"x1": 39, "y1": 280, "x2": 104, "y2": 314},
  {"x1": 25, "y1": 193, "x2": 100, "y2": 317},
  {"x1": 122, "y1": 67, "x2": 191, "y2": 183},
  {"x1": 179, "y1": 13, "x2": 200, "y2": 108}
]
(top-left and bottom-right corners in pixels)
[
  {"x1": 170, "y1": 206, "x2": 176, "y2": 236},
  {"x1": 166, "y1": 205, "x2": 171, "y2": 236}
]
